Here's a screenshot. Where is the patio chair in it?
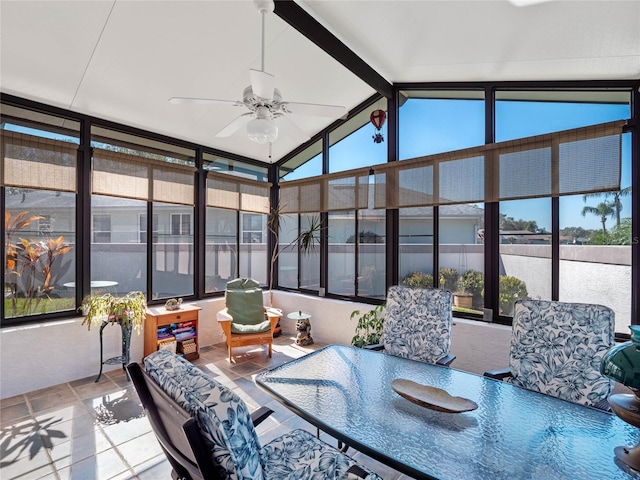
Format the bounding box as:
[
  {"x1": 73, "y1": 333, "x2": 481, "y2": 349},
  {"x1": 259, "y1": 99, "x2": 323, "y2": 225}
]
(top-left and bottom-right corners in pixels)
[
  {"x1": 367, "y1": 286, "x2": 455, "y2": 366},
  {"x1": 128, "y1": 350, "x2": 381, "y2": 480},
  {"x1": 483, "y1": 299, "x2": 615, "y2": 409},
  {"x1": 216, "y1": 278, "x2": 282, "y2": 362}
]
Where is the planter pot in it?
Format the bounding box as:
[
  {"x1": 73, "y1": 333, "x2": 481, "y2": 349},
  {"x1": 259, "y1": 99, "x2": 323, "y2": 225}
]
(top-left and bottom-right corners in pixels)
[{"x1": 454, "y1": 294, "x2": 473, "y2": 309}]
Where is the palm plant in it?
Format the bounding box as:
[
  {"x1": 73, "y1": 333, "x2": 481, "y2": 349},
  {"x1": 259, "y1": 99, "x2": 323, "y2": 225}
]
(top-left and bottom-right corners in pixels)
[
  {"x1": 581, "y1": 200, "x2": 616, "y2": 235},
  {"x1": 583, "y1": 186, "x2": 631, "y2": 227},
  {"x1": 267, "y1": 207, "x2": 322, "y2": 307}
]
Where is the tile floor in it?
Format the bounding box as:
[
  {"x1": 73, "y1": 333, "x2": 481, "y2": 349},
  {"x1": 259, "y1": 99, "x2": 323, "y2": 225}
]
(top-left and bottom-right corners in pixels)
[{"x1": 1, "y1": 334, "x2": 410, "y2": 480}]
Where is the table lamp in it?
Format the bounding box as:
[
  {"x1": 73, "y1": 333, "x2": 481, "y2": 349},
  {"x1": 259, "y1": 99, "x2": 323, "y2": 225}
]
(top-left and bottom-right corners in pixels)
[{"x1": 601, "y1": 325, "x2": 640, "y2": 470}]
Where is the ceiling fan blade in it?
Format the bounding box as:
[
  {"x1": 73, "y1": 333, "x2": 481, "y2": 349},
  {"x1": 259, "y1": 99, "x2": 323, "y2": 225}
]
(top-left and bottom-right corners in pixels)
[
  {"x1": 273, "y1": 116, "x2": 311, "y2": 144},
  {"x1": 249, "y1": 69, "x2": 275, "y2": 100},
  {"x1": 282, "y1": 101, "x2": 348, "y2": 120},
  {"x1": 169, "y1": 96, "x2": 241, "y2": 106},
  {"x1": 215, "y1": 113, "x2": 252, "y2": 138}
]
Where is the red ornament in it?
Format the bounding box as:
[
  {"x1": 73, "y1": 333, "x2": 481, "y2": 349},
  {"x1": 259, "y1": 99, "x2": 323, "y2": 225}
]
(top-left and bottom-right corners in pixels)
[
  {"x1": 370, "y1": 109, "x2": 386, "y2": 130},
  {"x1": 370, "y1": 109, "x2": 386, "y2": 144}
]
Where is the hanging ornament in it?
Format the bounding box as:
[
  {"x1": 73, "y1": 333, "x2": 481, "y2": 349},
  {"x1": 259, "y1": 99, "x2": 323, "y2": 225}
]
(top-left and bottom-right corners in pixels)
[{"x1": 370, "y1": 109, "x2": 386, "y2": 144}]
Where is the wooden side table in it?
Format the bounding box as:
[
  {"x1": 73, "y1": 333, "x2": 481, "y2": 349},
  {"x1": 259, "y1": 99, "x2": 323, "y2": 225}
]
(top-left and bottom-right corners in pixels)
[{"x1": 144, "y1": 304, "x2": 201, "y2": 360}]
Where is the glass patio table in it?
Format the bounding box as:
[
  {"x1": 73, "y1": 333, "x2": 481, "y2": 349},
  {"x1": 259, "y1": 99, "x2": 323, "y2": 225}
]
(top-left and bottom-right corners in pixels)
[{"x1": 256, "y1": 344, "x2": 640, "y2": 480}]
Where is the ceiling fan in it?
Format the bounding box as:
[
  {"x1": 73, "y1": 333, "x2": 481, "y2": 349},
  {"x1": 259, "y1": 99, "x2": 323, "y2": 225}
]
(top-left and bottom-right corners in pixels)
[{"x1": 169, "y1": 0, "x2": 348, "y2": 146}]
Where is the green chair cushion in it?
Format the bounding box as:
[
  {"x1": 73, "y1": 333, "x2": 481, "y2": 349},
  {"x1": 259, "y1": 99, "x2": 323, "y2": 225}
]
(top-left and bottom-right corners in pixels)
[
  {"x1": 230, "y1": 320, "x2": 272, "y2": 334},
  {"x1": 226, "y1": 278, "x2": 265, "y2": 326}
]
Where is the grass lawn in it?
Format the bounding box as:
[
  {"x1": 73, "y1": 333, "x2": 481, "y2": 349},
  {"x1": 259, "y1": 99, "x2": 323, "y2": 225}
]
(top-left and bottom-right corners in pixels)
[{"x1": 4, "y1": 297, "x2": 75, "y2": 317}]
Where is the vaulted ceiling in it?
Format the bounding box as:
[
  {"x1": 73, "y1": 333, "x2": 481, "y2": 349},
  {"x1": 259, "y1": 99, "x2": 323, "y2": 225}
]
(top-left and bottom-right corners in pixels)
[{"x1": 1, "y1": 1, "x2": 638, "y2": 163}]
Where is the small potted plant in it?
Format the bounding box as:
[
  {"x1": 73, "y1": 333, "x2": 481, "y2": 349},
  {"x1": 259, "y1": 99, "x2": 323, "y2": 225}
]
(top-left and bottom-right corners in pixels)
[{"x1": 81, "y1": 291, "x2": 147, "y2": 334}]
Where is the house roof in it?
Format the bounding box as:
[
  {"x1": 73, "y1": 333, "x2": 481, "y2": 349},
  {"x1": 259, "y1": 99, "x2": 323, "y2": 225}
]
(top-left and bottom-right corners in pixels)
[{"x1": 1, "y1": 1, "x2": 638, "y2": 164}]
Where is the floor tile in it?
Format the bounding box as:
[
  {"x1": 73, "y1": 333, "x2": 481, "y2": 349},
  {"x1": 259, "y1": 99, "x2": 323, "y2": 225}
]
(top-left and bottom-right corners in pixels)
[
  {"x1": 55, "y1": 448, "x2": 129, "y2": 480},
  {"x1": 0, "y1": 336, "x2": 409, "y2": 480},
  {"x1": 116, "y1": 431, "x2": 163, "y2": 468}
]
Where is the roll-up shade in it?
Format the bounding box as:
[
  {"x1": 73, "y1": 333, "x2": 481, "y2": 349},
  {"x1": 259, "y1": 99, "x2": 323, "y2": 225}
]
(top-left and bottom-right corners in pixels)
[
  {"x1": 279, "y1": 168, "x2": 370, "y2": 213},
  {"x1": 279, "y1": 177, "x2": 322, "y2": 213},
  {"x1": 207, "y1": 172, "x2": 270, "y2": 214},
  {"x1": 325, "y1": 168, "x2": 370, "y2": 212},
  {"x1": 373, "y1": 120, "x2": 625, "y2": 208},
  {"x1": 373, "y1": 150, "x2": 484, "y2": 209},
  {"x1": 93, "y1": 148, "x2": 195, "y2": 205},
  {"x1": 1, "y1": 130, "x2": 77, "y2": 192}
]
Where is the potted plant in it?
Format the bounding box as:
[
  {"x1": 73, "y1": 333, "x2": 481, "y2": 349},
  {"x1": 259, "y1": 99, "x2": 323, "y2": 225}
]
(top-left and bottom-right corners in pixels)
[
  {"x1": 81, "y1": 291, "x2": 147, "y2": 334},
  {"x1": 267, "y1": 206, "x2": 322, "y2": 307},
  {"x1": 350, "y1": 305, "x2": 385, "y2": 348}
]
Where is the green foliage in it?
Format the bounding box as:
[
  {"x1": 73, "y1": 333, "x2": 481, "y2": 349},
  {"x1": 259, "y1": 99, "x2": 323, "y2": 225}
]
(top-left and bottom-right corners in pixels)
[
  {"x1": 346, "y1": 230, "x2": 384, "y2": 244},
  {"x1": 560, "y1": 226, "x2": 594, "y2": 243},
  {"x1": 438, "y1": 268, "x2": 458, "y2": 291},
  {"x1": 500, "y1": 215, "x2": 545, "y2": 233},
  {"x1": 350, "y1": 305, "x2": 385, "y2": 348},
  {"x1": 81, "y1": 291, "x2": 147, "y2": 333},
  {"x1": 401, "y1": 271, "x2": 434, "y2": 288},
  {"x1": 587, "y1": 218, "x2": 632, "y2": 245},
  {"x1": 498, "y1": 276, "x2": 528, "y2": 316},
  {"x1": 5, "y1": 211, "x2": 72, "y2": 317},
  {"x1": 458, "y1": 270, "x2": 484, "y2": 308}
]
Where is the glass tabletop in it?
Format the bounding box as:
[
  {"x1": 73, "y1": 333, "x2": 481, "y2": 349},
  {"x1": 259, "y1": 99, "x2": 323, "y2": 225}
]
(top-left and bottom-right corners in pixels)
[{"x1": 256, "y1": 344, "x2": 640, "y2": 480}]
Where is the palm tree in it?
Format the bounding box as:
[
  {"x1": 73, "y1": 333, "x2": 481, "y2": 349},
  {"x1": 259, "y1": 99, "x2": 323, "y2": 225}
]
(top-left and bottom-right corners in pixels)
[
  {"x1": 581, "y1": 200, "x2": 616, "y2": 235},
  {"x1": 582, "y1": 186, "x2": 631, "y2": 227}
]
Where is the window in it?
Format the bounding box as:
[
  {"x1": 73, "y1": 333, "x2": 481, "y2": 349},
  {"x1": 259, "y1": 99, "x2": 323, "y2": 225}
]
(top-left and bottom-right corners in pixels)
[
  {"x1": 170, "y1": 213, "x2": 191, "y2": 236},
  {"x1": 93, "y1": 196, "x2": 146, "y2": 294},
  {"x1": 205, "y1": 207, "x2": 237, "y2": 293},
  {"x1": 92, "y1": 214, "x2": 111, "y2": 243},
  {"x1": 329, "y1": 101, "x2": 388, "y2": 174},
  {"x1": 205, "y1": 168, "x2": 270, "y2": 287},
  {"x1": 399, "y1": 90, "x2": 484, "y2": 160},
  {"x1": 2, "y1": 110, "x2": 79, "y2": 321},
  {"x1": 496, "y1": 89, "x2": 632, "y2": 331},
  {"x1": 239, "y1": 212, "x2": 267, "y2": 285},
  {"x1": 91, "y1": 125, "x2": 196, "y2": 301},
  {"x1": 242, "y1": 213, "x2": 264, "y2": 244}
]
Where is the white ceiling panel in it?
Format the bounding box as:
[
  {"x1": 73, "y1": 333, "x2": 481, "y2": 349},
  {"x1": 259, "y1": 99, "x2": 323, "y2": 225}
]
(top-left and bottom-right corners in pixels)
[{"x1": 1, "y1": 0, "x2": 638, "y2": 164}]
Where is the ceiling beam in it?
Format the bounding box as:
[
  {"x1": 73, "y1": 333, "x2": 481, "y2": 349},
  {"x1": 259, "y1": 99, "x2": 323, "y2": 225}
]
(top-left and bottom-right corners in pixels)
[{"x1": 274, "y1": 0, "x2": 393, "y2": 99}]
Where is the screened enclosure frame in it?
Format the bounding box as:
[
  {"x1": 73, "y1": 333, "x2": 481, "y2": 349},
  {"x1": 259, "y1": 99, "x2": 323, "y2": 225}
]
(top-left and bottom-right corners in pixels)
[{"x1": 2, "y1": 78, "x2": 639, "y2": 335}]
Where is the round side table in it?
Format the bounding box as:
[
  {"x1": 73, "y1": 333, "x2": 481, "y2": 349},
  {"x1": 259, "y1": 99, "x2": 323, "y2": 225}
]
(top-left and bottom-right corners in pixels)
[{"x1": 287, "y1": 311, "x2": 314, "y2": 346}]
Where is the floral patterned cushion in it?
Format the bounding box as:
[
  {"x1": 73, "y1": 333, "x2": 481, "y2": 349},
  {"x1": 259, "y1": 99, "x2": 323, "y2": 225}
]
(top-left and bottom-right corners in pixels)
[
  {"x1": 145, "y1": 349, "x2": 264, "y2": 480},
  {"x1": 383, "y1": 286, "x2": 453, "y2": 364},
  {"x1": 509, "y1": 299, "x2": 615, "y2": 406},
  {"x1": 262, "y1": 429, "x2": 382, "y2": 480},
  {"x1": 145, "y1": 350, "x2": 382, "y2": 480}
]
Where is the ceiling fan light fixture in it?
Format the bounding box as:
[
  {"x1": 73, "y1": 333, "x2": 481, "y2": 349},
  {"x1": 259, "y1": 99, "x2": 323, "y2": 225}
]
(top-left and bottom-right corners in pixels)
[{"x1": 247, "y1": 117, "x2": 278, "y2": 144}]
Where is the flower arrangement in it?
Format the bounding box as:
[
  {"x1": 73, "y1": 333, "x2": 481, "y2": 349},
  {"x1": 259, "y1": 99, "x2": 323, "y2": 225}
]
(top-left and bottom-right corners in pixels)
[{"x1": 81, "y1": 291, "x2": 147, "y2": 334}]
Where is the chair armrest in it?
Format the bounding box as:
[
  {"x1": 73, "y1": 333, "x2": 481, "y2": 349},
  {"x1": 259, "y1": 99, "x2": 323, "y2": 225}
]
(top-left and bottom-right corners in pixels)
[
  {"x1": 363, "y1": 343, "x2": 384, "y2": 351},
  {"x1": 483, "y1": 367, "x2": 512, "y2": 380},
  {"x1": 265, "y1": 307, "x2": 283, "y2": 319},
  {"x1": 436, "y1": 353, "x2": 456, "y2": 367},
  {"x1": 217, "y1": 308, "x2": 232, "y2": 322},
  {"x1": 251, "y1": 406, "x2": 274, "y2": 427}
]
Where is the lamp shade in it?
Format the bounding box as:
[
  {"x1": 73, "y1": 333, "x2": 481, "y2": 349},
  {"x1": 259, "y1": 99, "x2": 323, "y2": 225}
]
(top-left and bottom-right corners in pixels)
[
  {"x1": 246, "y1": 118, "x2": 278, "y2": 144},
  {"x1": 601, "y1": 325, "x2": 640, "y2": 391}
]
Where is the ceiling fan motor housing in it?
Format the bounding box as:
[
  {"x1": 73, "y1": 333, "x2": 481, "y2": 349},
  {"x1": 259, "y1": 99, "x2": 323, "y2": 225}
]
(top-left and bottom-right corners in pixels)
[{"x1": 242, "y1": 86, "x2": 283, "y2": 117}]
